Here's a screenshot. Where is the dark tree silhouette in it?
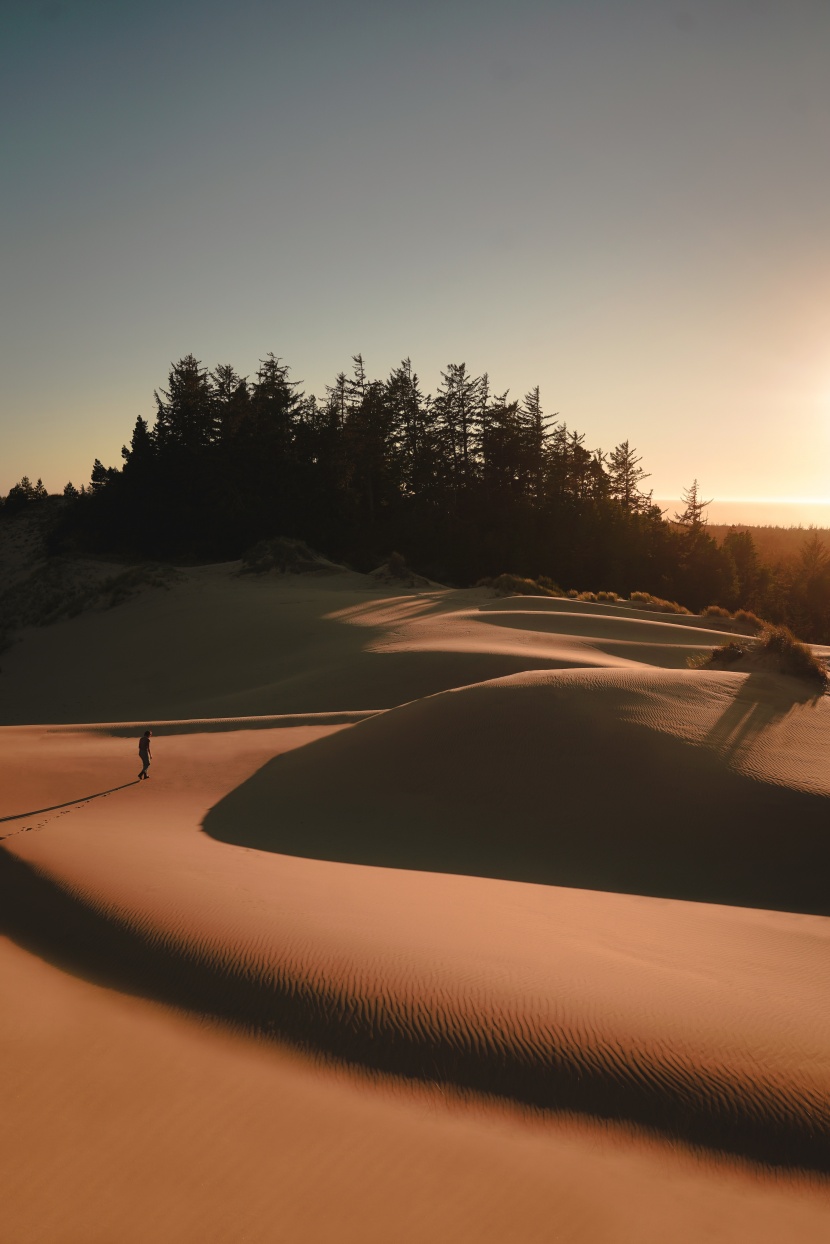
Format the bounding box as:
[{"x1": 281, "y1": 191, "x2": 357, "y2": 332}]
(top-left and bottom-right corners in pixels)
[
  {"x1": 608, "y1": 441, "x2": 651, "y2": 513},
  {"x1": 20, "y1": 347, "x2": 830, "y2": 641},
  {"x1": 674, "y1": 479, "x2": 711, "y2": 528}
]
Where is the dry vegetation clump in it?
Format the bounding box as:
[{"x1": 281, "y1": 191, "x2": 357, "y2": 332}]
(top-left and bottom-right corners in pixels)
[
  {"x1": 537, "y1": 575, "x2": 562, "y2": 594},
  {"x1": 1, "y1": 560, "x2": 100, "y2": 628},
  {"x1": 563, "y1": 589, "x2": 621, "y2": 603},
  {"x1": 696, "y1": 640, "x2": 746, "y2": 667},
  {"x1": 756, "y1": 625, "x2": 828, "y2": 684},
  {"x1": 371, "y1": 552, "x2": 432, "y2": 587},
  {"x1": 628, "y1": 591, "x2": 692, "y2": 615},
  {"x1": 0, "y1": 560, "x2": 184, "y2": 635},
  {"x1": 104, "y1": 564, "x2": 183, "y2": 606},
  {"x1": 696, "y1": 625, "x2": 828, "y2": 687},
  {"x1": 240, "y1": 536, "x2": 335, "y2": 575},
  {"x1": 700, "y1": 604, "x2": 766, "y2": 633},
  {"x1": 478, "y1": 573, "x2": 563, "y2": 598},
  {"x1": 731, "y1": 608, "x2": 765, "y2": 635}
]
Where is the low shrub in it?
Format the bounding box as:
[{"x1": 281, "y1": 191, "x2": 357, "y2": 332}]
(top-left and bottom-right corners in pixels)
[
  {"x1": 698, "y1": 625, "x2": 827, "y2": 687},
  {"x1": 577, "y1": 591, "x2": 598, "y2": 602},
  {"x1": 103, "y1": 564, "x2": 183, "y2": 607},
  {"x1": 701, "y1": 640, "x2": 747, "y2": 666},
  {"x1": 596, "y1": 590, "x2": 620, "y2": 603},
  {"x1": 0, "y1": 559, "x2": 183, "y2": 634},
  {"x1": 757, "y1": 625, "x2": 827, "y2": 684},
  {"x1": 698, "y1": 603, "x2": 765, "y2": 633},
  {"x1": 240, "y1": 536, "x2": 325, "y2": 574},
  {"x1": 628, "y1": 591, "x2": 691, "y2": 615},
  {"x1": 372, "y1": 554, "x2": 431, "y2": 587},
  {"x1": 731, "y1": 609, "x2": 765, "y2": 635},
  {"x1": 480, "y1": 573, "x2": 561, "y2": 598}
]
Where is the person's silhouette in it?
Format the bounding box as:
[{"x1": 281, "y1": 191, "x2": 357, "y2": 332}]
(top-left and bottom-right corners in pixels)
[{"x1": 138, "y1": 730, "x2": 152, "y2": 780}]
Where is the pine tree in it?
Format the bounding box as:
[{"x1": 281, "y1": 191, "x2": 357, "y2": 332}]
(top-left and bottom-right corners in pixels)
[
  {"x1": 249, "y1": 353, "x2": 303, "y2": 445},
  {"x1": 564, "y1": 429, "x2": 595, "y2": 501},
  {"x1": 325, "y1": 372, "x2": 348, "y2": 429},
  {"x1": 520, "y1": 386, "x2": 556, "y2": 500},
  {"x1": 154, "y1": 355, "x2": 214, "y2": 452},
  {"x1": 482, "y1": 392, "x2": 525, "y2": 496},
  {"x1": 90, "y1": 459, "x2": 117, "y2": 490},
  {"x1": 674, "y1": 479, "x2": 711, "y2": 528},
  {"x1": 721, "y1": 529, "x2": 760, "y2": 603},
  {"x1": 341, "y1": 376, "x2": 397, "y2": 524},
  {"x1": 4, "y1": 476, "x2": 39, "y2": 514},
  {"x1": 345, "y1": 354, "x2": 368, "y2": 407},
  {"x1": 384, "y1": 359, "x2": 442, "y2": 498},
  {"x1": 608, "y1": 441, "x2": 651, "y2": 513},
  {"x1": 121, "y1": 416, "x2": 155, "y2": 469},
  {"x1": 211, "y1": 364, "x2": 250, "y2": 441},
  {"x1": 433, "y1": 362, "x2": 484, "y2": 487}
]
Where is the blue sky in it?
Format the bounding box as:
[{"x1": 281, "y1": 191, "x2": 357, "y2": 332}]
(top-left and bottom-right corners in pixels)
[{"x1": 2, "y1": 0, "x2": 829, "y2": 509}]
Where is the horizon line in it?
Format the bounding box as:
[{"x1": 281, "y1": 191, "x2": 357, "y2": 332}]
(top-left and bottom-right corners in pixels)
[{"x1": 655, "y1": 497, "x2": 830, "y2": 505}]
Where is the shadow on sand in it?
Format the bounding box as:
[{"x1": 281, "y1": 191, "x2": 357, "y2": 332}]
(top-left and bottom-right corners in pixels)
[
  {"x1": 202, "y1": 674, "x2": 830, "y2": 916},
  {"x1": 0, "y1": 782, "x2": 140, "y2": 828},
  {"x1": 1, "y1": 843, "x2": 828, "y2": 1173},
  {"x1": 703, "y1": 673, "x2": 822, "y2": 758}
]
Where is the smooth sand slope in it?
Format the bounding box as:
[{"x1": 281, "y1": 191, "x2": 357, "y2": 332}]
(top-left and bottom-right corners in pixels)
[
  {"x1": 0, "y1": 562, "x2": 746, "y2": 723},
  {"x1": 2, "y1": 565, "x2": 830, "y2": 1241}
]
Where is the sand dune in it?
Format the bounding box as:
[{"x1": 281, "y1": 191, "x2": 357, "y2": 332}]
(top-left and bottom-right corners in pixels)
[
  {"x1": 5, "y1": 932, "x2": 830, "y2": 1244},
  {"x1": 0, "y1": 564, "x2": 738, "y2": 723},
  {"x1": 206, "y1": 667, "x2": 830, "y2": 912},
  {"x1": 2, "y1": 573, "x2": 830, "y2": 1240}
]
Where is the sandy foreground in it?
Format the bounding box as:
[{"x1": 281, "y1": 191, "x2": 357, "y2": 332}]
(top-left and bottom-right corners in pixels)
[{"x1": 2, "y1": 565, "x2": 830, "y2": 1241}]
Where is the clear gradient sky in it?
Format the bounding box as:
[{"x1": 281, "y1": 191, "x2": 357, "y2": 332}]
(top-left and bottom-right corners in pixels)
[{"x1": 2, "y1": 0, "x2": 829, "y2": 512}]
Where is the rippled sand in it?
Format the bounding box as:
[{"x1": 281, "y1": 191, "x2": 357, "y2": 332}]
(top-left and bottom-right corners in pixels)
[{"x1": 2, "y1": 568, "x2": 829, "y2": 1240}]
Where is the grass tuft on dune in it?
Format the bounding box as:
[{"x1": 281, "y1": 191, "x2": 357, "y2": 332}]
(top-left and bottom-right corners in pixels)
[{"x1": 696, "y1": 625, "x2": 828, "y2": 687}]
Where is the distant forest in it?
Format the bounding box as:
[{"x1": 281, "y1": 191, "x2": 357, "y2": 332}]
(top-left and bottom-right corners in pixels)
[{"x1": 4, "y1": 352, "x2": 830, "y2": 641}]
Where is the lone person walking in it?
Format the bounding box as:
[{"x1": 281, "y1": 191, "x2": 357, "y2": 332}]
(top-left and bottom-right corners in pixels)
[{"x1": 138, "y1": 730, "x2": 152, "y2": 780}]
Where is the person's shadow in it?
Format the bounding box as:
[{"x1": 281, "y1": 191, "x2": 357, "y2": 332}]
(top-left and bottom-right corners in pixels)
[{"x1": 0, "y1": 782, "x2": 140, "y2": 833}]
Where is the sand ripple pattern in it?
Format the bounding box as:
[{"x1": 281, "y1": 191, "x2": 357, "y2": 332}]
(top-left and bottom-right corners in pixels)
[
  {"x1": 3, "y1": 844, "x2": 829, "y2": 1174},
  {"x1": 4, "y1": 594, "x2": 830, "y2": 1184}
]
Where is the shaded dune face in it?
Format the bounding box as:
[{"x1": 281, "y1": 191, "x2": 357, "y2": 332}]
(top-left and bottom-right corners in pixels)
[{"x1": 204, "y1": 667, "x2": 830, "y2": 915}]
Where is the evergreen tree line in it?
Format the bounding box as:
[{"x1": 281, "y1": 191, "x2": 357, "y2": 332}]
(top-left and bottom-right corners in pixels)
[{"x1": 4, "y1": 352, "x2": 830, "y2": 638}]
